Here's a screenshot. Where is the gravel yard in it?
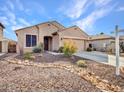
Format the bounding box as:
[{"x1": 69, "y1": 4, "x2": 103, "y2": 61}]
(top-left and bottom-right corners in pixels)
[
  {"x1": 0, "y1": 60, "x2": 100, "y2": 92},
  {"x1": 0, "y1": 53, "x2": 124, "y2": 92}
]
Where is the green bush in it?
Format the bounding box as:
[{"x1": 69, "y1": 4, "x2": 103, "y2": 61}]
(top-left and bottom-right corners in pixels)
[
  {"x1": 33, "y1": 47, "x2": 41, "y2": 53},
  {"x1": 23, "y1": 52, "x2": 34, "y2": 60},
  {"x1": 63, "y1": 40, "x2": 77, "y2": 56},
  {"x1": 32, "y1": 43, "x2": 43, "y2": 53},
  {"x1": 93, "y1": 48, "x2": 96, "y2": 51},
  {"x1": 58, "y1": 47, "x2": 64, "y2": 53},
  {"x1": 86, "y1": 47, "x2": 92, "y2": 52},
  {"x1": 76, "y1": 60, "x2": 87, "y2": 67}
]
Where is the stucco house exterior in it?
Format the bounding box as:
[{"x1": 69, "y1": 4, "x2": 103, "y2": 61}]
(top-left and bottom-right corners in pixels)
[
  {"x1": 89, "y1": 34, "x2": 124, "y2": 53},
  {"x1": 0, "y1": 23, "x2": 17, "y2": 53},
  {"x1": 15, "y1": 21, "x2": 124, "y2": 54},
  {"x1": 15, "y1": 21, "x2": 89, "y2": 54},
  {"x1": 89, "y1": 34, "x2": 115, "y2": 52}
]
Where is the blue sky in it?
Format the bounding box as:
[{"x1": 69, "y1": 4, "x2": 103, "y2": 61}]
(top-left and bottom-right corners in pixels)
[{"x1": 0, "y1": 0, "x2": 124, "y2": 40}]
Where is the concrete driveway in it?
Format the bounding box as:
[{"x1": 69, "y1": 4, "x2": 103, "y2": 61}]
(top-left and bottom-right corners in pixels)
[
  {"x1": 75, "y1": 51, "x2": 124, "y2": 67},
  {"x1": 0, "y1": 53, "x2": 5, "y2": 56}
]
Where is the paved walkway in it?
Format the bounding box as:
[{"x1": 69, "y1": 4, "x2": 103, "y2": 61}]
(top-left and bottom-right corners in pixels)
[
  {"x1": 0, "y1": 53, "x2": 5, "y2": 56},
  {"x1": 75, "y1": 51, "x2": 124, "y2": 67}
]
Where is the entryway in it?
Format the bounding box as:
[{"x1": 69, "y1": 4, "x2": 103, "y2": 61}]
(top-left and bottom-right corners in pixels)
[{"x1": 44, "y1": 36, "x2": 52, "y2": 51}]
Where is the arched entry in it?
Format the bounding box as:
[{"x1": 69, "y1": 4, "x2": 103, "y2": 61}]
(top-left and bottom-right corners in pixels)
[{"x1": 8, "y1": 41, "x2": 16, "y2": 53}]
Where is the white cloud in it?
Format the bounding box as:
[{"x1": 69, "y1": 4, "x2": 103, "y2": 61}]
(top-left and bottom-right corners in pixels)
[
  {"x1": 0, "y1": 6, "x2": 17, "y2": 26},
  {"x1": 75, "y1": 6, "x2": 114, "y2": 32},
  {"x1": 0, "y1": 17, "x2": 9, "y2": 25},
  {"x1": 11, "y1": 25, "x2": 23, "y2": 30},
  {"x1": 117, "y1": 6, "x2": 124, "y2": 11},
  {"x1": 59, "y1": 0, "x2": 112, "y2": 19},
  {"x1": 94, "y1": 0, "x2": 112, "y2": 7},
  {"x1": 18, "y1": 18, "x2": 31, "y2": 26},
  {"x1": 59, "y1": 0, "x2": 91, "y2": 19}
]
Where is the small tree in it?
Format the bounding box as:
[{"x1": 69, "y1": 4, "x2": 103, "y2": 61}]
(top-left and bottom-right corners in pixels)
[{"x1": 63, "y1": 40, "x2": 77, "y2": 56}]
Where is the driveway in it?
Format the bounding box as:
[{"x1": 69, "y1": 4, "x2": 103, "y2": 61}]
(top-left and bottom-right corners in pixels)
[
  {"x1": 75, "y1": 51, "x2": 124, "y2": 67},
  {"x1": 0, "y1": 53, "x2": 5, "y2": 57}
]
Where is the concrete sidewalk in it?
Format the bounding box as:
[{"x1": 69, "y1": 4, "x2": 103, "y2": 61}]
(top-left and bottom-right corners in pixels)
[{"x1": 75, "y1": 51, "x2": 124, "y2": 67}]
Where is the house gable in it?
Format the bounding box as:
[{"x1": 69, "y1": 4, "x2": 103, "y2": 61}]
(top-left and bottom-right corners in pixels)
[
  {"x1": 51, "y1": 21, "x2": 65, "y2": 30},
  {"x1": 58, "y1": 26, "x2": 89, "y2": 39}
]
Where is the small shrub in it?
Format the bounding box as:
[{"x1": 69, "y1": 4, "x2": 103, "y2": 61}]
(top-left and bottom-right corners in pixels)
[
  {"x1": 33, "y1": 47, "x2": 41, "y2": 53},
  {"x1": 86, "y1": 47, "x2": 92, "y2": 52},
  {"x1": 86, "y1": 44, "x2": 93, "y2": 52},
  {"x1": 23, "y1": 52, "x2": 34, "y2": 60},
  {"x1": 120, "y1": 42, "x2": 124, "y2": 53},
  {"x1": 93, "y1": 48, "x2": 96, "y2": 51},
  {"x1": 63, "y1": 40, "x2": 77, "y2": 56},
  {"x1": 58, "y1": 47, "x2": 64, "y2": 53},
  {"x1": 32, "y1": 43, "x2": 43, "y2": 53},
  {"x1": 76, "y1": 60, "x2": 87, "y2": 67}
]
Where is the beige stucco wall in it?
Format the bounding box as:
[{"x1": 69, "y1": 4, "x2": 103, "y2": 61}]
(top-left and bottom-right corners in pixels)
[
  {"x1": 16, "y1": 23, "x2": 59, "y2": 54},
  {"x1": 59, "y1": 27, "x2": 88, "y2": 39},
  {"x1": 0, "y1": 26, "x2": 3, "y2": 40},
  {"x1": 0, "y1": 26, "x2": 8, "y2": 53},
  {"x1": 16, "y1": 26, "x2": 38, "y2": 54},
  {"x1": 89, "y1": 39, "x2": 115, "y2": 51},
  {"x1": 52, "y1": 34, "x2": 59, "y2": 51},
  {"x1": 58, "y1": 26, "x2": 89, "y2": 51},
  {"x1": 62, "y1": 38, "x2": 85, "y2": 51},
  {"x1": 2, "y1": 40, "x2": 8, "y2": 53}
]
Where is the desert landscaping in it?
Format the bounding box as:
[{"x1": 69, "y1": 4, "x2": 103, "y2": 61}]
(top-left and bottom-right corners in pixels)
[{"x1": 0, "y1": 53, "x2": 124, "y2": 92}]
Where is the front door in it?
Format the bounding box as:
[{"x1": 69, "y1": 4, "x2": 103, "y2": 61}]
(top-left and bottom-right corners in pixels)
[
  {"x1": 44, "y1": 37, "x2": 49, "y2": 50},
  {"x1": 0, "y1": 41, "x2": 2, "y2": 52},
  {"x1": 44, "y1": 36, "x2": 52, "y2": 51}
]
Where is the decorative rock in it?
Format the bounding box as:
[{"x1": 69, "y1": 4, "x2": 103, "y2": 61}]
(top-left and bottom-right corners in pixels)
[{"x1": 24, "y1": 60, "x2": 29, "y2": 63}]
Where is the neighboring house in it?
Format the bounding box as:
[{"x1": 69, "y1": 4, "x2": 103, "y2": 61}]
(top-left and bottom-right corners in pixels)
[
  {"x1": 89, "y1": 34, "x2": 124, "y2": 53},
  {"x1": 0, "y1": 23, "x2": 17, "y2": 53},
  {"x1": 15, "y1": 21, "x2": 89, "y2": 54},
  {"x1": 89, "y1": 34, "x2": 115, "y2": 52}
]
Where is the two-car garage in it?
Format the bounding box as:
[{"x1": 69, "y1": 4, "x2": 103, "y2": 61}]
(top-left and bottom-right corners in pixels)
[{"x1": 61, "y1": 38, "x2": 88, "y2": 51}]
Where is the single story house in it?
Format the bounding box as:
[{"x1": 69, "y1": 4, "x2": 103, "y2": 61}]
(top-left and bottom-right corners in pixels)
[
  {"x1": 89, "y1": 34, "x2": 115, "y2": 52},
  {"x1": 1, "y1": 21, "x2": 123, "y2": 54},
  {"x1": 15, "y1": 21, "x2": 89, "y2": 54},
  {"x1": 0, "y1": 23, "x2": 17, "y2": 53},
  {"x1": 89, "y1": 34, "x2": 124, "y2": 53}
]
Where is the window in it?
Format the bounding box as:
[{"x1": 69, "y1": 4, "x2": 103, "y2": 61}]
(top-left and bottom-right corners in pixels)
[
  {"x1": 26, "y1": 35, "x2": 37, "y2": 47},
  {"x1": 32, "y1": 35, "x2": 36, "y2": 46}
]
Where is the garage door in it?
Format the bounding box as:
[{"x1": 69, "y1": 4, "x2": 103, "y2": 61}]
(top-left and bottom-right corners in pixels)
[{"x1": 62, "y1": 39, "x2": 85, "y2": 51}]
